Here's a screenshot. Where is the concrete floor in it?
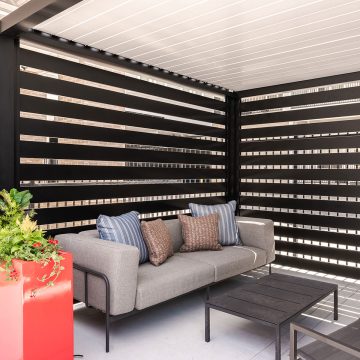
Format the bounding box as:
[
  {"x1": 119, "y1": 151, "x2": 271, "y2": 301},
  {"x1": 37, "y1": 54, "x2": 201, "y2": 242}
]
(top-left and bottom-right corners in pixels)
[{"x1": 73, "y1": 265, "x2": 360, "y2": 360}]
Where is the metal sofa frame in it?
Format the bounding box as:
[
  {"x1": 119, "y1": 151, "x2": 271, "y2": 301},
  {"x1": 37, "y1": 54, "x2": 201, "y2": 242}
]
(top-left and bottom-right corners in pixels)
[{"x1": 74, "y1": 262, "x2": 272, "y2": 352}]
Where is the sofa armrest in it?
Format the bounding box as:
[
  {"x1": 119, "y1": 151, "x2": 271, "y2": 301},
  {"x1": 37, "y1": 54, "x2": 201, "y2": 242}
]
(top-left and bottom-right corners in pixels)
[
  {"x1": 290, "y1": 322, "x2": 360, "y2": 360},
  {"x1": 57, "y1": 234, "x2": 140, "y2": 316},
  {"x1": 235, "y1": 216, "x2": 275, "y2": 264}
]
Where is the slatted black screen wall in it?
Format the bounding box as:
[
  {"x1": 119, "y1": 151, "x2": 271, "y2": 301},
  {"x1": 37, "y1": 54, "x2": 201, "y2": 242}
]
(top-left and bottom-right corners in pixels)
[
  {"x1": 18, "y1": 43, "x2": 228, "y2": 234},
  {"x1": 239, "y1": 73, "x2": 360, "y2": 279}
]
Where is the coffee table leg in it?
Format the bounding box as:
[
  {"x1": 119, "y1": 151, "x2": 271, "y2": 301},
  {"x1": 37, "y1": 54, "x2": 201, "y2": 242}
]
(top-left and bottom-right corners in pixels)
[
  {"x1": 334, "y1": 288, "x2": 338, "y2": 321},
  {"x1": 275, "y1": 326, "x2": 281, "y2": 360},
  {"x1": 205, "y1": 305, "x2": 210, "y2": 342}
]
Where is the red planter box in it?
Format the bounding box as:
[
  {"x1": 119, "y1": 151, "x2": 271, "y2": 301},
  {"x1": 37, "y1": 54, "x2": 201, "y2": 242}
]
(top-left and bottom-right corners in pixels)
[{"x1": 0, "y1": 251, "x2": 73, "y2": 360}]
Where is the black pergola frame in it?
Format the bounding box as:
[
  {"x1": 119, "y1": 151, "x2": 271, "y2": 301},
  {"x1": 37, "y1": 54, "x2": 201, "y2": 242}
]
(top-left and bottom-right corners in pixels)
[
  {"x1": 0, "y1": 0, "x2": 238, "y2": 194},
  {"x1": 0, "y1": 29, "x2": 240, "y2": 213},
  {"x1": 0, "y1": 20, "x2": 241, "y2": 352},
  {"x1": 1, "y1": 0, "x2": 360, "y2": 292}
]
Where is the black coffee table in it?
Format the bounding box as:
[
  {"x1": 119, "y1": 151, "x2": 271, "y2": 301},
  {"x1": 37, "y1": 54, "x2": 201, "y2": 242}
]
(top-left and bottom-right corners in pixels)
[{"x1": 205, "y1": 273, "x2": 338, "y2": 360}]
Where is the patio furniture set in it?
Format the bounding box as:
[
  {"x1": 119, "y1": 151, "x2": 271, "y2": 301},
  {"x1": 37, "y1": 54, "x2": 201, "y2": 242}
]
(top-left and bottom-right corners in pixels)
[
  {"x1": 57, "y1": 206, "x2": 275, "y2": 353},
  {"x1": 56, "y1": 201, "x2": 356, "y2": 360}
]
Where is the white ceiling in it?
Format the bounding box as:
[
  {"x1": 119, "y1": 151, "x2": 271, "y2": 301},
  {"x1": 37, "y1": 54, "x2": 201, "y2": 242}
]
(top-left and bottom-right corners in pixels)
[
  {"x1": 34, "y1": 0, "x2": 360, "y2": 91},
  {"x1": 0, "y1": 0, "x2": 29, "y2": 18}
]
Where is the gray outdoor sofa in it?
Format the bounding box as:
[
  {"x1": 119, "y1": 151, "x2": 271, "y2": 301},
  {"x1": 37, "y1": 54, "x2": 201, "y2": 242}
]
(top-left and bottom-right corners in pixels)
[{"x1": 57, "y1": 216, "x2": 275, "y2": 352}]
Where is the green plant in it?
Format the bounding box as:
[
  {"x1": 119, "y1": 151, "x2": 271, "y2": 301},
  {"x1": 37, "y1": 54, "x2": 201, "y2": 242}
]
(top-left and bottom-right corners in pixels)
[{"x1": 0, "y1": 189, "x2": 63, "y2": 286}]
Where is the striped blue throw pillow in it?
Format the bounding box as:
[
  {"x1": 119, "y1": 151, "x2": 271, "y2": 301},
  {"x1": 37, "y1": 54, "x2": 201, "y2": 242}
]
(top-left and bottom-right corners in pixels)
[
  {"x1": 97, "y1": 211, "x2": 149, "y2": 264},
  {"x1": 189, "y1": 201, "x2": 241, "y2": 246}
]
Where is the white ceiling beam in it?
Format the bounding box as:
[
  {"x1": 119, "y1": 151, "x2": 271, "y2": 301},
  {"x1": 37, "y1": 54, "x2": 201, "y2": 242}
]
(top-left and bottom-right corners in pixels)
[{"x1": 0, "y1": 0, "x2": 82, "y2": 36}]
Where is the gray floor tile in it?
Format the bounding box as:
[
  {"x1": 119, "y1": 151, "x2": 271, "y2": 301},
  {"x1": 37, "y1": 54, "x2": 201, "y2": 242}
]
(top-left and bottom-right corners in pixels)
[{"x1": 74, "y1": 266, "x2": 360, "y2": 359}]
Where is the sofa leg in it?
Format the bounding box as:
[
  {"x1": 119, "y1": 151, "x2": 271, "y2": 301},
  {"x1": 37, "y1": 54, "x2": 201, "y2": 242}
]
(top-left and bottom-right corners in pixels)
[
  {"x1": 105, "y1": 277, "x2": 110, "y2": 353},
  {"x1": 106, "y1": 312, "x2": 110, "y2": 353},
  {"x1": 205, "y1": 286, "x2": 210, "y2": 301},
  {"x1": 269, "y1": 263, "x2": 272, "y2": 275},
  {"x1": 84, "y1": 272, "x2": 89, "y2": 307}
]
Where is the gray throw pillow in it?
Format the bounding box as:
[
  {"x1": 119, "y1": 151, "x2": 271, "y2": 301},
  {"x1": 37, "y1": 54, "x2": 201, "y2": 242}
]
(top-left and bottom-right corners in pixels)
[{"x1": 97, "y1": 211, "x2": 149, "y2": 263}]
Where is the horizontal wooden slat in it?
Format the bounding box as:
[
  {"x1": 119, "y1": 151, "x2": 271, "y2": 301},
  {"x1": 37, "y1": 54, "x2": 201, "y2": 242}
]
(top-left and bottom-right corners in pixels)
[
  {"x1": 276, "y1": 241, "x2": 359, "y2": 263},
  {"x1": 241, "y1": 86, "x2": 360, "y2": 112},
  {"x1": 20, "y1": 118, "x2": 225, "y2": 152},
  {"x1": 20, "y1": 141, "x2": 225, "y2": 165},
  {"x1": 19, "y1": 48, "x2": 226, "y2": 112},
  {"x1": 239, "y1": 210, "x2": 360, "y2": 230},
  {"x1": 275, "y1": 227, "x2": 360, "y2": 247},
  {"x1": 23, "y1": 182, "x2": 226, "y2": 203},
  {"x1": 16, "y1": 45, "x2": 228, "y2": 245},
  {"x1": 240, "y1": 183, "x2": 360, "y2": 198},
  {"x1": 241, "y1": 119, "x2": 360, "y2": 139},
  {"x1": 239, "y1": 71, "x2": 360, "y2": 99},
  {"x1": 241, "y1": 103, "x2": 360, "y2": 126},
  {"x1": 20, "y1": 95, "x2": 225, "y2": 138},
  {"x1": 241, "y1": 134, "x2": 360, "y2": 152},
  {"x1": 240, "y1": 73, "x2": 360, "y2": 278},
  {"x1": 20, "y1": 164, "x2": 225, "y2": 181},
  {"x1": 240, "y1": 196, "x2": 360, "y2": 213},
  {"x1": 241, "y1": 169, "x2": 360, "y2": 181},
  {"x1": 20, "y1": 72, "x2": 224, "y2": 124},
  {"x1": 275, "y1": 255, "x2": 360, "y2": 279},
  {"x1": 35, "y1": 196, "x2": 226, "y2": 224},
  {"x1": 242, "y1": 153, "x2": 360, "y2": 165}
]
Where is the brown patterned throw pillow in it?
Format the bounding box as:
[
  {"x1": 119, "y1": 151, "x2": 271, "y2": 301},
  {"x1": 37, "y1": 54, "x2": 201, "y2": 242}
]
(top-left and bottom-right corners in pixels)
[
  {"x1": 178, "y1": 214, "x2": 222, "y2": 252},
  {"x1": 141, "y1": 219, "x2": 174, "y2": 266}
]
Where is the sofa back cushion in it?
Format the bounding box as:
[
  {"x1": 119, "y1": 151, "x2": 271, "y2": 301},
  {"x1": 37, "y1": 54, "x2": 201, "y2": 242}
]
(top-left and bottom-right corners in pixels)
[
  {"x1": 163, "y1": 219, "x2": 183, "y2": 252},
  {"x1": 78, "y1": 229, "x2": 99, "y2": 239},
  {"x1": 189, "y1": 201, "x2": 242, "y2": 246},
  {"x1": 97, "y1": 211, "x2": 149, "y2": 264},
  {"x1": 78, "y1": 218, "x2": 184, "y2": 254}
]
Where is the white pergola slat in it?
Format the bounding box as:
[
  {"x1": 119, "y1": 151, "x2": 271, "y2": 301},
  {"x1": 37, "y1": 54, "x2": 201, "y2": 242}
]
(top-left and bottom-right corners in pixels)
[{"x1": 34, "y1": 0, "x2": 360, "y2": 90}]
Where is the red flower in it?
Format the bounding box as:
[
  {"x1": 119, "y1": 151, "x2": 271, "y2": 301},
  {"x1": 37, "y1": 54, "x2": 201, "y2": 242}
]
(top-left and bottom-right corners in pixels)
[
  {"x1": 48, "y1": 239, "x2": 58, "y2": 246},
  {"x1": 10, "y1": 270, "x2": 18, "y2": 279},
  {"x1": 33, "y1": 242, "x2": 42, "y2": 248}
]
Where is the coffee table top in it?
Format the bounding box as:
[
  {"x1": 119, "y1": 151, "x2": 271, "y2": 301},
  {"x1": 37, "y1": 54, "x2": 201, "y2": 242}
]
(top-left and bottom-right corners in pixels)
[{"x1": 207, "y1": 273, "x2": 337, "y2": 326}]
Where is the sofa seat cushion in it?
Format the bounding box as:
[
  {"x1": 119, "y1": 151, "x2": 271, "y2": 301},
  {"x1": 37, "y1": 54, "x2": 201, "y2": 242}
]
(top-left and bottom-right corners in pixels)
[
  {"x1": 177, "y1": 246, "x2": 267, "y2": 282},
  {"x1": 135, "y1": 255, "x2": 214, "y2": 310}
]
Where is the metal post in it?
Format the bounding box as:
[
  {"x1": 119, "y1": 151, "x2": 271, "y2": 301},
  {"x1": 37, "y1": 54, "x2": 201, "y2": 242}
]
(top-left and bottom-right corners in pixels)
[
  {"x1": 225, "y1": 93, "x2": 241, "y2": 210},
  {"x1": 0, "y1": 35, "x2": 19, "y2": 190}
]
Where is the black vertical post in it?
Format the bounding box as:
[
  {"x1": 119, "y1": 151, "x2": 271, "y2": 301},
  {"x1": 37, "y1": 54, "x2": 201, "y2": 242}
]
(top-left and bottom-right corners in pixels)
[
  {"x1": 0, "y1": 35, "x2": 19, "y2": 191},
  {"x1": 225, "y1": 93, "x2": 240, "y2": 212}
]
